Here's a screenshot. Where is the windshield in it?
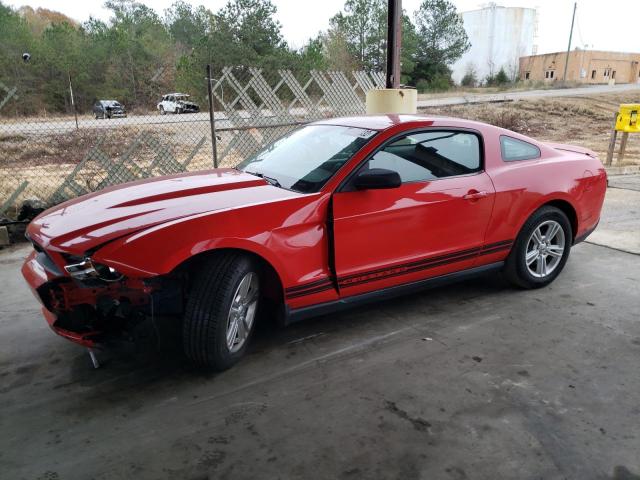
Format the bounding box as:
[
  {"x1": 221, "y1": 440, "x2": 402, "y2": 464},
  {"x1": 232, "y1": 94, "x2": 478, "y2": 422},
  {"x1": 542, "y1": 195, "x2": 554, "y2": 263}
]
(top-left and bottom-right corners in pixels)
[{"x1": 237, "y1": 125, "x2": 377, "y2": 193}]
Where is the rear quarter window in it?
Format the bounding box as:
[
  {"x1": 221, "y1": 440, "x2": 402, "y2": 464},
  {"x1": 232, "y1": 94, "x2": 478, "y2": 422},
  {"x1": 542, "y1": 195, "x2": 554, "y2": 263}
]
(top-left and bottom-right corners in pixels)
[{"x1": 500, "y1": 136, "x2": 541, "y2": 162}]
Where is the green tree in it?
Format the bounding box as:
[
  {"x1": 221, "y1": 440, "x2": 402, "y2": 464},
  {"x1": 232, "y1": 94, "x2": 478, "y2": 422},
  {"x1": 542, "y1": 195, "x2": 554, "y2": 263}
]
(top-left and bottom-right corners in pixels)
[
  {"x1": 0, "y1": 2, "x2": 40, "y2": 115},
  {"x1": 486, "y1": 67, "x2": 510, "y2": 86},
  {"x1": 164, "y1": 1, "x2": 212, "y2": 51},
  {"x1": 460, "y1": 64, "x2": 478, "y2": 87},
  {"x1": 399, "y1": 13, "x2": 418, "y2": 83},
  {"x1": 298, "y1": 35, "x2": 327, "y2": 71},
  {"x1": 329, "y1": 0, "x2": 386, "y2": 70},
  {"x1": 412, "y1": 0, "x2": 469, "y2": 86}
]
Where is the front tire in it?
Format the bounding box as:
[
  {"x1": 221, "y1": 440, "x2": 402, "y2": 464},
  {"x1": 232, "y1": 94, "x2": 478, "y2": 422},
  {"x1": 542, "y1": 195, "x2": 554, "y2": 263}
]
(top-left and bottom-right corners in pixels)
[
  {"x1": 159, "y1": 106, "x2": 165, "y2": 115},
  {"x1": 504, "y1": 206, "x2": 572, "y2": 289},
  {"x1": 183, "y1": 253, "x2": 260, "y2": 370}
]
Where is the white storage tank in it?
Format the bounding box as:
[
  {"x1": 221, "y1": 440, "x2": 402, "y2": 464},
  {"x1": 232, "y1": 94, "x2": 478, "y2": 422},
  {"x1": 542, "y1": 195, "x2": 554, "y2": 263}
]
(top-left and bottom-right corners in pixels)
[{"x1": 451, "y1": 4, "x2": 537, "y2": 85}]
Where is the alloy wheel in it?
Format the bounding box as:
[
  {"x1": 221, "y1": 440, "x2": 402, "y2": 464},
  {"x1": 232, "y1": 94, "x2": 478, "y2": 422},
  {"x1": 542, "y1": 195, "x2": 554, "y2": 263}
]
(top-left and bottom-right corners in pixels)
[
  {"x1": 525, "y1": 220, "x2": 566, "y2": 278},
  {"x1": 226, "y1": 272, "x2": 259, "y2": 353}
]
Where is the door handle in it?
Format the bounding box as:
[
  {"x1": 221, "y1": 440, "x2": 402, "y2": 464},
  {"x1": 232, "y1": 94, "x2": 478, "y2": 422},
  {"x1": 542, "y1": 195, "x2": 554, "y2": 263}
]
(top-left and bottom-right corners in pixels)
[{"x1": 463, "y1": 190, "x2": 489, "y2": 200}]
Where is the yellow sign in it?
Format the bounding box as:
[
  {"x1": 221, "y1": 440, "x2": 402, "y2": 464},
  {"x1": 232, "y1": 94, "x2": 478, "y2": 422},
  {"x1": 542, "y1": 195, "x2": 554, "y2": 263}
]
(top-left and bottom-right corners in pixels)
[{"x1": 615, "y1": 104, "x2": 640, "y2": 133}]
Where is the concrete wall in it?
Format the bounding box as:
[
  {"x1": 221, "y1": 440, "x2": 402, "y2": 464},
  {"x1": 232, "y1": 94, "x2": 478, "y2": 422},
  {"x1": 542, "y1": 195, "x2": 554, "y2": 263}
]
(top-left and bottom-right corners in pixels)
[
  {"x1": 519, "y1": 50, "x2": 640, "y2": 84},
  {"x1": 451, "y1": 5, "x2": 537, "y2": 85}
]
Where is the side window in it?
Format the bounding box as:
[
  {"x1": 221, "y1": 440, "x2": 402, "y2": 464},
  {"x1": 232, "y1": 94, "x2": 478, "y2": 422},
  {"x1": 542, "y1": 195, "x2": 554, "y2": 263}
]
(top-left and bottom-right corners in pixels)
[
  {"x1": 365, "y1": 130, "x2": 482, "y2": 183},
  {"x1": 500, "y1": 136, "x2": 541, "y2": 161}
]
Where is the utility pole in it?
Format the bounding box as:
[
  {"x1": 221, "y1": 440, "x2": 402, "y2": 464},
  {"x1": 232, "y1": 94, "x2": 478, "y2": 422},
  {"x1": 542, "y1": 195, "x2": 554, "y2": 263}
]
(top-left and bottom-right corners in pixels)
[
  {"x1": 206, "y1": 64, "x2": 218, "y2": 168},
  {"x1": 562, "y1": 2, "x2": 577, "y2": 82},
  {"x1": 68, "y1": 71, "x2": 78, "y2": 130},
  {"x1": 386, "y1": 0, "x2": 402, "y2": 89},
  {"x1": 367, "y1": 0, "x2": 415, "y2": 114}
]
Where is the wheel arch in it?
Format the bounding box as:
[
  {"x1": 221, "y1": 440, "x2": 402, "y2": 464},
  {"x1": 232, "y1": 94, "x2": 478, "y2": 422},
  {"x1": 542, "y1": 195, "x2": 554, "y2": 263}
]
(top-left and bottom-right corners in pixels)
[
  {"x1": 172, "y1": 247, "x2": 285, "y2": 304},
  {"x1": 541, "y1": 198, "x2": 578, "y2": 242},
  {"x1": 515, "y1": 196, "x2": 578, "y2": 244}
]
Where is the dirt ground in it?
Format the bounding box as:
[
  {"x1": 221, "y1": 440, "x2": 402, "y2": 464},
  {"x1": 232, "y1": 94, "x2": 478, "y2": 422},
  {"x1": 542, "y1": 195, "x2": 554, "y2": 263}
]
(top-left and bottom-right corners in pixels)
[{"x1": 422, "y1": 91, "x2": 640, "y2": 163}]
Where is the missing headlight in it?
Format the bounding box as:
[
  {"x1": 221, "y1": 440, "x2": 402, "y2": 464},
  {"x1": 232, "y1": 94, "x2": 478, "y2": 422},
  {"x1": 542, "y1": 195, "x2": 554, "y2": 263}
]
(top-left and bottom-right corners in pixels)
[{"x1": 64, "y1": 258, "x2": 123, "y2": 282}]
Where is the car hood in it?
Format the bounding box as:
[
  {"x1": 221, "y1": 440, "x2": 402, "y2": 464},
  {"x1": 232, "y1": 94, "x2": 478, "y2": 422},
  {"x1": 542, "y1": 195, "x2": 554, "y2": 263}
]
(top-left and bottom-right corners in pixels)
[{"x1": 27, "y1": 169, "x2": 297, "y2": 255}]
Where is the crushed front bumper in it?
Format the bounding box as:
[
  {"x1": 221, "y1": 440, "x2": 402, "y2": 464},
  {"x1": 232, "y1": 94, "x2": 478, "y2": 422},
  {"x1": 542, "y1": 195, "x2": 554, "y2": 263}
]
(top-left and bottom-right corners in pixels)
[
  {"x1": 22, "y1": 250, "x2": 150, "y2": 347},
  {"x1": 22, "y1": 250, "x2": 102, "y2": 346}
]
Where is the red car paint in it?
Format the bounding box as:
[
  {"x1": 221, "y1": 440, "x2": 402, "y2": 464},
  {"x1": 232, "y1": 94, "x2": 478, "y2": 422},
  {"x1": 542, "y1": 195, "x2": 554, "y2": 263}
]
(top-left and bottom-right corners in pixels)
[{"x1": 22, "y1": 115, "x2": 607, "y2": 346}]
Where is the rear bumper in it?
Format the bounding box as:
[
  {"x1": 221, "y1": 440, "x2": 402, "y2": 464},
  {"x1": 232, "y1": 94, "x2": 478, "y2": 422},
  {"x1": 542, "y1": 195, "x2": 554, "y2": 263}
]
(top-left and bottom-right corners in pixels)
[{"x1": 574, "y1": 219, "x2": 599, "y2": 245}]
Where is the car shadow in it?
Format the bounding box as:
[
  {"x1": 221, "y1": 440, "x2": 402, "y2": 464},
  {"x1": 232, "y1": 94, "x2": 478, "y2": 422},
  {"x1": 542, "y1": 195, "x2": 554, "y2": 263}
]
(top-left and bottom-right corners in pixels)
[{"x1": 50, "y1": 271, "x2": 513, "y2": 412}]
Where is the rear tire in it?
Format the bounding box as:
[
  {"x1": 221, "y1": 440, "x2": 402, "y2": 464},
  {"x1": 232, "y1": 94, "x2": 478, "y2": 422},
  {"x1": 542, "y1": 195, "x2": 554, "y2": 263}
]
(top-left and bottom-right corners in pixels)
[
  {"x1": 503, "y1": 206, "x2": 572, "y2": 289},
  {"x1": 183, "y1": 253, "x2": 260, "y2": 370}
]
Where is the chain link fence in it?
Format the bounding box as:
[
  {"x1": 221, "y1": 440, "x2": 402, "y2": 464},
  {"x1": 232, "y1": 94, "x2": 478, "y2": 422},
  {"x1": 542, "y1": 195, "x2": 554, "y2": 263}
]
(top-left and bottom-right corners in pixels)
[{"x1": 0, "y1": 67, "x2": 384, "y2": 220}]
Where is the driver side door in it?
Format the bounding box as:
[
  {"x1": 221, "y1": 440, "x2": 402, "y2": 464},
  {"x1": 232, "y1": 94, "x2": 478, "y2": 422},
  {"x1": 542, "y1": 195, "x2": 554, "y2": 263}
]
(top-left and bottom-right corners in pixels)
[{"x1": 332, "y1": 129, "x2": 496, "y2": 297}]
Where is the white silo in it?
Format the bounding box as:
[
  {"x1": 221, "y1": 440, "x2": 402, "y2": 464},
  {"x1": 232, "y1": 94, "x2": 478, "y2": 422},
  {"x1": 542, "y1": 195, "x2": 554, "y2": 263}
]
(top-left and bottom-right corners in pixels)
[{"x1": 451, "y1": 3, "x2": 537, "y2": 85}]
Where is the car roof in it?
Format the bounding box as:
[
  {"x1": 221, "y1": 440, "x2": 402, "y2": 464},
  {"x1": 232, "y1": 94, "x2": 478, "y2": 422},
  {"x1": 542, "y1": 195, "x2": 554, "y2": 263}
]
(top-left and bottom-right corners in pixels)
[
  {"x1": 310, "y1": 114, "x2": 492, "y2": 132},
  {"x1": 99, "y1": 99, "x2": 120, "y2": 103},
  {"x1": 164, "y1": 93, "x2": 189, "y2": 96}
]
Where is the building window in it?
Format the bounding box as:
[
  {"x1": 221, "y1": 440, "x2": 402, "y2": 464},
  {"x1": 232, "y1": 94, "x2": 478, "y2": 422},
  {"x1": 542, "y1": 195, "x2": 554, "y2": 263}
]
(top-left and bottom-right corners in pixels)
[
  {"x1": 545, "y1": 70, "x2": 555, "y2": 79},
  {"x1": 612, "y1": 70, "x2": 616, "y2": 79},
  {"x1": 604, "y1": 68, "x2": 611, "y2": 77},
  {"x1": 525, "y1": 72, "x2": 530, "y2": 80},
  {"x1": 591, "y1": 70, "x2": 597, "y2": 79}
]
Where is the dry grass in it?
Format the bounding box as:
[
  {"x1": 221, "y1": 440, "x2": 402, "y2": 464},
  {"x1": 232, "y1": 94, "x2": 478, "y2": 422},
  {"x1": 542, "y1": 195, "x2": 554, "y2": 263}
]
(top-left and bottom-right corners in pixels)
[
  {"x1": 423, "y1": 91, "x2": 640, "y2": 161},
  {"x1": 1, "y1": 91, "x2": 638, "y2": 218}
]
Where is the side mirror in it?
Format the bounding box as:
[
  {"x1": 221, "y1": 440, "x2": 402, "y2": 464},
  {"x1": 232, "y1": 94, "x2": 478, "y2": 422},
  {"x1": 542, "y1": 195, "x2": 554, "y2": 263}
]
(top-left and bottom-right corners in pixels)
[{"x1": 354, "y1": 168, "x2": 401, "y2": 190}]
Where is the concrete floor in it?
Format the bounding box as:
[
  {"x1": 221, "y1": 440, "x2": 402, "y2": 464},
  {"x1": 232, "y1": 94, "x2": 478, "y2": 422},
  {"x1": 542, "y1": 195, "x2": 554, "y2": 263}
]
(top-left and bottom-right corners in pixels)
[{"x1": 1, "y1": 187, "x2": 640, "y2": 480}]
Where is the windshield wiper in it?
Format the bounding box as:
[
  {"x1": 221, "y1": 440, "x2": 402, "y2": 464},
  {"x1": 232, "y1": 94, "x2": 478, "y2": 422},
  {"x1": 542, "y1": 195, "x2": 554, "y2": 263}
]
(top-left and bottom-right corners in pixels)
[
  {"x1": 245, "y1": 170, "x2": 282, "y2": 188},
  {"x1": 262, "y1": 175, "x2": 282, "y2": 188}
]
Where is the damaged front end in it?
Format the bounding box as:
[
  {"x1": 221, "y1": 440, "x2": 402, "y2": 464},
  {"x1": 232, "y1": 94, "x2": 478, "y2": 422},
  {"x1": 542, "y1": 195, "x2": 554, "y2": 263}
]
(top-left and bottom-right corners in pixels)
[{"x1": 22, "y1": 239, "x2": 183, "y2": 348}]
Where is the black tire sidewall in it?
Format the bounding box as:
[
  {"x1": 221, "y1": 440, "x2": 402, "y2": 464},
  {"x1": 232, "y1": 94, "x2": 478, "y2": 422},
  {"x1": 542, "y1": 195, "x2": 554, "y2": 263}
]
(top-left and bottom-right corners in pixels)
[
  {"x1": 183, "y1": 254, "x2": 260, "y2": 370},
  {"x1": 214, "y1": 257, "x2": 258, "y2": 367},
  {"x1": 508, "y1": 207, "x2": 572, "y2": 288}
]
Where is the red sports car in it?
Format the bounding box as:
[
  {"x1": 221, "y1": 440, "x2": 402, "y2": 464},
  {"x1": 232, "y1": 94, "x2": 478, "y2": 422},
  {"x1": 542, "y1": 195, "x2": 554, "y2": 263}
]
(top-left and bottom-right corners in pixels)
[{"x1": 22, "y1": 115, "x2": 607, "y2": 370}]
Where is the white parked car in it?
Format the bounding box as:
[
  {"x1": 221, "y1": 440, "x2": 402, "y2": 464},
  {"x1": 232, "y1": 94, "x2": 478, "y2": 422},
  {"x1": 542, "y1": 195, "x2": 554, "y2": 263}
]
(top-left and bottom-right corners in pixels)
[{"x1": 157, "y1": 93, "x2": 200, "y2": 114}]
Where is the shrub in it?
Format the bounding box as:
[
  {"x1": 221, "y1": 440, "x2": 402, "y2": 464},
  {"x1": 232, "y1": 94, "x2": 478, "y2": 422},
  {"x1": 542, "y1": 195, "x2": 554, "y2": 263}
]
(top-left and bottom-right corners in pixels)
[
  {"x1": 485, "y1": 67, "x2": 510, "y2": 87},
  {"x1": 461, "y1": 71, "x2": 477, "y2": 87},
  {"x1": 416, "y1": 74, "x2": 452, "y2": 93}
]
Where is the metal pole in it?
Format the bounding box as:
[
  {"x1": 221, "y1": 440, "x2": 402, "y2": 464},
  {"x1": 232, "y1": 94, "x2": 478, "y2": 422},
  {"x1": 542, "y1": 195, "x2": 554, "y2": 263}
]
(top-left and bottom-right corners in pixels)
[
  {"x1": 386, "y1": 0, "x2": 402, "y2": 89},
  {"x1": 68, "y1": 71, "x2": 78, "y2": 130},
  {"x1": 206, "y1": 64, "x2": 218, "y2": 168},
  {"x1": 562, "y1": 2, "x2": 577, "y2": 82},
  {"x1": 617, "y1": 132, "x2": 629, "y2": 164},
  {"x1": 606, "y1": 112, "x2": 618, "y2": 166}
]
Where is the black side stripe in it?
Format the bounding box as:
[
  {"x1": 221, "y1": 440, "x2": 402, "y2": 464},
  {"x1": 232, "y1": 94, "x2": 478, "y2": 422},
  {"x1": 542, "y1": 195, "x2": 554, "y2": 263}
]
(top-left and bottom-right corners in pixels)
[
  {"x1": 483, "y1": 239, "x2": 514, "y2": 250},
  {"x1": 285, "y1": 278, "x2": 333, "y2": 293},
  {"x1": 285, "y1": 240, "x2": 514, "y2": 297},
  {"x1": 337, "y1": 245, "x2": 483, "y2": 283},
  {"x1": 339, "y1": 241, "x2": 513, "y2": 289},
  {"x1": 286, "y1": 284, "x2": 335, "y2": 299}
]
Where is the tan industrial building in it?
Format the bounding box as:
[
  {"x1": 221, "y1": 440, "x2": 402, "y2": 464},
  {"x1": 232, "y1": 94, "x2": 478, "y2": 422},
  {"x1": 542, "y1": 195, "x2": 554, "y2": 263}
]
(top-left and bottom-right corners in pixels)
[{"x1": 519, "y1": 50, "x2": 640, "y2": 84}]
